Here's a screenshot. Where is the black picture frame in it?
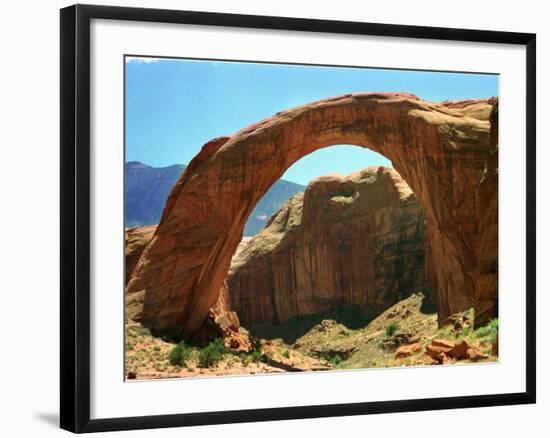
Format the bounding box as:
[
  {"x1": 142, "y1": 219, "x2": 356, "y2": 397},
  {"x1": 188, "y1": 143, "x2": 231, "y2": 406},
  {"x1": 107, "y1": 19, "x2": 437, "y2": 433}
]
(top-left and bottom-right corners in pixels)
[{"x1": 60, "y1": 4, "x2": 536, "y2": 433}]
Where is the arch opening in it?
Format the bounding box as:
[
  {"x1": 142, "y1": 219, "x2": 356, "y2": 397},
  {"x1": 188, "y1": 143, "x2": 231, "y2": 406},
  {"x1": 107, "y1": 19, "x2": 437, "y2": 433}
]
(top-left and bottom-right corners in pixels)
[{"x1": 225, "y1": 144, "x2": 437, "y2": 342}]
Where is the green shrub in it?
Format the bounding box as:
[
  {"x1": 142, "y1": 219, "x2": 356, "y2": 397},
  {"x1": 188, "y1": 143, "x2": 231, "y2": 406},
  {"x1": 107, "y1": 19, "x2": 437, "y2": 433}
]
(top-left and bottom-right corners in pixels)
[
  {"x1": 239, "y1": 353, "x2": 250, "y2": 366},
  {"x1": 198, "y1": 338, "x2": 227, "y2": 368},
  {"x1": 474, "y1": 318, "x2": 498, "y2": 342},
  {"x1": 250, "y1": 350, "x2": 271, "y2": 364},
  {"x1": 460, "y1": 326, "x2": 473, "y2": 337},
  {"x1": 135, "y1": 326, "x2": 151, "y2": 336},
  {"x1": 329, "y1": 354, "x2": 343, "y2": 366},
  {"x1": 385, "y1": 323, "x2": 398, "y2": 338},
  {"x1": 260, "y1": 352, "x2": 271, "y2": 363},
  {"x1": 251, "y1": 350, "x2": 263, "y2": 363},
  {"x1": 282, "y1": 350, "x2": 291, "y2": 359},
  {"x1": 168, "y1": 341, "x2": 192, "y2": 366},
  {"x1": 318, "y1": 352, "x2": 344, "y2": 367}
]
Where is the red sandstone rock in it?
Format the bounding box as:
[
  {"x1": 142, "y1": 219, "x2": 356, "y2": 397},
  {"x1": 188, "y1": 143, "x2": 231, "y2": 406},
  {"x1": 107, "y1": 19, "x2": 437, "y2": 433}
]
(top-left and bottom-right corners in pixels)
[
  {"x1": 446, "y1": 339, "x2": 470, "y2": 359},
  {"x1": 124, "y1": 226, "x2": 156, "y2": 286},
  {"x1": 473, "y1": 102, "x2": 499, "y2": 327},
  {"x1": 125, "y1": 227, "x2": 256, "y2": 347},
  {"x1": 436, "y1": 352, "x2": 450, "y2": 364},
  {"x1": 227, "y1": 167, "x2": 436, "y2": 327},
  {"x1": 126, "y1": 93, "x2": 498, "y2": 339},
  {"x1": 395, "y1": 342, "x2": 422, "y2": 358},
  {"x1": 425, "y1": 344, "x2": 452, "y2": 360},
  {"x1": 467, "y1": 347, "x2": 489, "y2": 361},
  {"x1": 124, "y1": 226, "x2": 244, "y2": 340},
  {"x1": 431, "y1": 339, "x2": 455, "y2": 349},
  {"x1": 446, "y1": 339, "x2": 488, "y2": 361}
]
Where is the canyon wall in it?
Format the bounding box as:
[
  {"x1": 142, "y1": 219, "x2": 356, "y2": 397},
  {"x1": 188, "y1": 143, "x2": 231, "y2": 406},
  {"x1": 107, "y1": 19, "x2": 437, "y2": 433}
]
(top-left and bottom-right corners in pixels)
[
  {"x1": 227, "y1": 167, "x2": 437, "y2": 327},
  {"x1": 126, "y1": 92, "x2": 498, "y2": 338}
]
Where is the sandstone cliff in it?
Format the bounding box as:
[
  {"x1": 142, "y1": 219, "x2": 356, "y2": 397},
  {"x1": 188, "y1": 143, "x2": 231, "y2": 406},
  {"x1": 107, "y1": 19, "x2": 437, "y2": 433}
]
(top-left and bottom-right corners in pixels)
[{"x1": 227, "y1": 167, "x2": 436, "y2": 327}]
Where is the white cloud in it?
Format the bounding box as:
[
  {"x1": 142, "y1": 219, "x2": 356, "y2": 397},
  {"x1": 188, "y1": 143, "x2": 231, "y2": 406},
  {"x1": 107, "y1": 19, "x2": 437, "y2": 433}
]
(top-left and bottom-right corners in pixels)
[{"x1": 125, "y1": 56, "x2": 163, "y2": 64}]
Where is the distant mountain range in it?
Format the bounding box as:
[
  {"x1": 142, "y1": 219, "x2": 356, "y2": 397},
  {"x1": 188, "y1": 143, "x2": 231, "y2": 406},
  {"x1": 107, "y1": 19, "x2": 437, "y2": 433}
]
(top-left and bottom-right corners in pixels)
[{"x1": 125, "y1": 161, "x2": 305, "y2": 236}]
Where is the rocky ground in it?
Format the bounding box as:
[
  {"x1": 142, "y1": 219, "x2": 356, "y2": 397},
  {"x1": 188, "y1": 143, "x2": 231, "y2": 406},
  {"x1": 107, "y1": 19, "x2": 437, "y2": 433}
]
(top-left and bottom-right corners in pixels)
[
  {"x1": 125, "y1": 322, "x2": 330, "y2": 380},
  {"x1": 125, "y1": 292, "x2": 498, "y2": 380},
  {"x1": 292, "y1": 292, "x2": 497, "y2": 369}
]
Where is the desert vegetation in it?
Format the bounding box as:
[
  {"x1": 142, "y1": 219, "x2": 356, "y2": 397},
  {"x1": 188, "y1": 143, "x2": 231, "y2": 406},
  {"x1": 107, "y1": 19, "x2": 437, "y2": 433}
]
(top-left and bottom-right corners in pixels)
[{"x1": 125, "y1": 292, "x2": 498, "y2": 380}]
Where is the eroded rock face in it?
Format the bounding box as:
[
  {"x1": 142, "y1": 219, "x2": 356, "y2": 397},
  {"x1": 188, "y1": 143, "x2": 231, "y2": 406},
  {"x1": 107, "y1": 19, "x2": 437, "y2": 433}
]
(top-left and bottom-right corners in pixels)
[
  {"x1": 227, "y1": 167, "x2": 437, "y2": 327},
  {"x1": 125, "y1": 226, "x2": 246, "y2": 347},
  {"x1": 472, "y1": 102, "x2": 499, "y2": 326},
  {"x1": 125, "y1": 226, "x2": 157, "y2": 320},
  {"x1": 127, "y1": 92, "x2": 498, "y2": 338},
  {"x1": 125, "y1": 226, "x2": 157, "y2": 286}
]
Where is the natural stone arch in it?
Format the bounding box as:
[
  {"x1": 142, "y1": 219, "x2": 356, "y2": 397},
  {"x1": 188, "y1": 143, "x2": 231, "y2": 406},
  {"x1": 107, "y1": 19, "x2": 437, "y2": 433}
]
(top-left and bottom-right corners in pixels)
[{"x1": 127, "y1": 92, "x2": 498, "y2": 339}]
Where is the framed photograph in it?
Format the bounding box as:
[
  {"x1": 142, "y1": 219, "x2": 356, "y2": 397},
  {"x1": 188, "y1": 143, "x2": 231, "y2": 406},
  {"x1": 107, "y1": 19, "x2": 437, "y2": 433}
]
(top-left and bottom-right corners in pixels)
[{"x1": 60, "y1": 4, "x2": 536, "y2": 433}]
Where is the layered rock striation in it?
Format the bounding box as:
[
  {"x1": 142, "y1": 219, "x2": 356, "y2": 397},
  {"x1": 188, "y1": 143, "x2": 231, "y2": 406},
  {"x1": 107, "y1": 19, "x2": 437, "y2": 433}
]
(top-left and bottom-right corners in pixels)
[
  {"x1": 125, "y1": 225, "x2": 157, "y2": 286},
  {"x1": 227, "y1": 167, "x2": 436, "y2": 327}
]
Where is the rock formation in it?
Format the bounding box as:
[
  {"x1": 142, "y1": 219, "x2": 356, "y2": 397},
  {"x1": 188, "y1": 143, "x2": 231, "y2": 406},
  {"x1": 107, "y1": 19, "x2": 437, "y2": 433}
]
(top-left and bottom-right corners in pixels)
[
  {"x1": 126, "y1": 92, "x2": 498, "y2": 339},
  {"x1": 472, "y1": 102, "x2": 499, "y2": 326},
  {"x1": 125, "y1": 226, "x2": 247, "y2": 348},
  {"x1": 125, "y1": 225, "x2": 156, "y2": 285},
  {"x1": 227, "y1": 166, "x2": 436, "y2": 327},
  {"x1": 125, "y1": 226, "x2": 157, "y2": 320}
]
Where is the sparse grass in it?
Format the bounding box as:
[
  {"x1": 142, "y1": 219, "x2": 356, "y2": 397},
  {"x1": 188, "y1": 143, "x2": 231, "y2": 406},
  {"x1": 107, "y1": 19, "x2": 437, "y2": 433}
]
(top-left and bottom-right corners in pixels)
[
  {"x1": 260, "y1": 351, "x2": 271, "y2": 363},
  {"x1": 135, "y1": 326, "x2": 151, "y2": 336},
  {"x1": 198, "y1": 338, "x2": 228, "y2": 368},
  {"x1": 239, "y1": 353, "x2": 250, "y2": 366},
  {"x1": 294, "y1": 293, "x2": 440, "y2": 370},
  {"x1": 168, "y1": 341, "x2": 192, "y2": 366},
  {"x1": 473, "y1": 318, "x2": 498, "y2": 343},
  {"x1": 459, "y1": 326, "x2": 472, "y2": 338},
  {"x1": 326, "y1": 354, "x2": 343, "y2": 367},
  {"x1": 250, "y1": 350, "x2": 271, "y2": 363},
  {"x1": 319, "y1": 352, "x2": 344, "y2": 367},
  {"x1": 251, "y1": 350, "x2": 262, "y2": 363},
  {"x1": 385, "y1": 323, "x2": 398, "y2": 338}
]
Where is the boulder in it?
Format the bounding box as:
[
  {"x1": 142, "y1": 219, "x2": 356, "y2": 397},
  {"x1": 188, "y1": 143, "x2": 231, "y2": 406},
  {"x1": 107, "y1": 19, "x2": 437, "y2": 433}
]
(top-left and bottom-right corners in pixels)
[
  {"x1": 425, "y1": 338, "x2": 489, "y2": 362},
  {"x1": 395, "y1": 342, "x2": 422, "y2": 358},
  {"x1": 425, "y1": 344, "x2": 452, "y2": 360},
  {"x1": 447, "y1": 339, "x2": 488, "y2": 361},
  {"x1": 431, "y1": 339, "x2": 455, "y2": 349}
]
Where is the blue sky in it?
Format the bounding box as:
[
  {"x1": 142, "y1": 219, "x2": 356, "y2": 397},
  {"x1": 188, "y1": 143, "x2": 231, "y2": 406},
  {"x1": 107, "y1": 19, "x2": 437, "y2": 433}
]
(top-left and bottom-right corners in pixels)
[{"x1": 125, "y1": 57, "x2": 498, "y2": 185}]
